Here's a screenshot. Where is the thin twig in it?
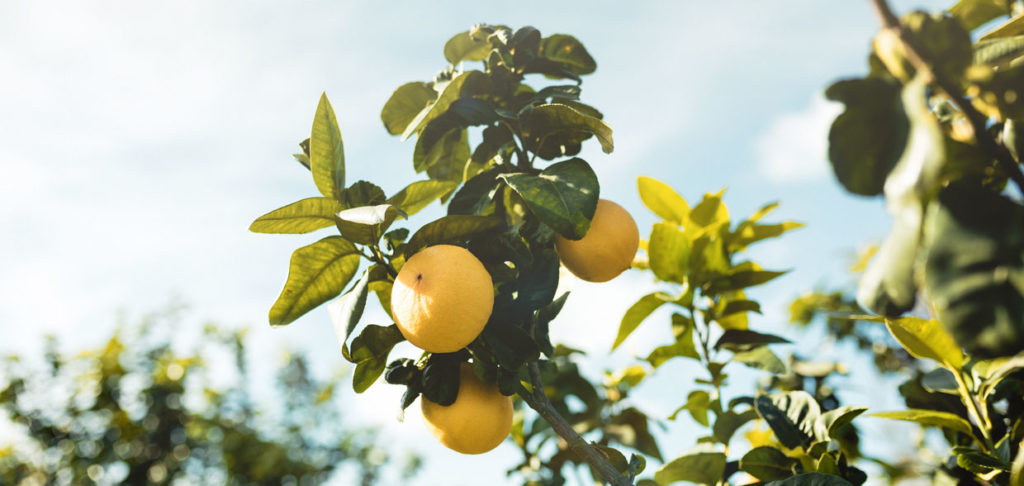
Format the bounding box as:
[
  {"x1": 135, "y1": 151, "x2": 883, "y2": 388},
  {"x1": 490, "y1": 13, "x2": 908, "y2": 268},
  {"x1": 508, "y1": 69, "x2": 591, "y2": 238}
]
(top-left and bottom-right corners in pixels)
[
  {"x1": 869, "y1": 0, "x2": 1024, "y2": 195},
  {"x1": 953, "y1": 368, "x2": 996, "y2": 452},
  {"x1": 517, "y1": 362, "x2": 633, "y2": 486}
]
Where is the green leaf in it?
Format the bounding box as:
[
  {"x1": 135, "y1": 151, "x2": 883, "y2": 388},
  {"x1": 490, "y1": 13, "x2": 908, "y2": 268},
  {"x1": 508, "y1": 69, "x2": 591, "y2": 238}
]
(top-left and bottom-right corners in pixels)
[
  {"x1": 954, "y1": 447, "x2": 1010, "y2": 472},
  {"x1": 538, "y1": 34, "x2": 596, "y2": 75},
  {"x1": 706, "y1": 269, "x2": 787, "y2": 295},
  {"x1": 755, "y1": 391, "x2": 822, "y2": 449},
  {"x1": 421, "y1": 352, "x2": 463, "y2": 406},
  {"x1": 950, "y1": 0, "x2": 1012, "y2": 31},
  {"x1": 386, "y1": 180, "x2": 459, "y2": 216},
  {"x1": 443, "y1": 30, "x2": 492, "y2": 64},
  {"x1": 1011, "y1": 439, "x2": 1024, "y2": 486},
  {"x1": 403, "y1": 71, "x2": 491, "y2": 140},
  {"x1": 923, "y1": 181, "x2": 1024, "y2": 358},
  {"x1": 740, "y1": 446, "x2": 798, "y2": 482},
  {"x1": 612, "y1": 292, "x2": 672, "y2": 351},
  {"x1": 868, "y1": 409, "x2": 974, "y2": 435},
  {"x1": 648, "y1": 222, "x2": 690, "y2": 283},
  {"x1": 269, "y1": 236, "x2": 361, "y2": 326},
  {"x1": 825, "y1": 77, "x2": 908, "y2": 196},
  {"x1": 733, "y1": 347, "x2": 786, "y2": 374},
  {"x1": 534, "y1": 292, "x2": 570, "y2": 356},
  {"x1": 480, "y1": 320, "x2": 540, "y2": 369},
  {"x1": 715, "y1": 330, "x2": 791, "y2": 352},
  {"x1": 856, "y1": 220, "x2": 921, "y2": 317},
  {"x1": 884, "y1": 317, "x2": 965, "y2": 369},
  {"x1": 981, "y1": 13, "x2": 1024, "y2": 40},
  {"x1": 500, "y1": 157, "x2": 599, "y2": 240},
  {"x1": 767, "y1": 472, "x2": 852, "y2": 485},
  {"x1": 449, "y1": 168, "x2": 501, "y2": 215},
  {"x1": 350, "y1": 324, "x2": 405, "y2": 393},
  {"x1": 381, "y1": 82, "x2": 436, "y2": 136},
  {"x1": 520, "y1": 104, "x2": 614, "y2": 155},
  {"x1": 654, "y1": 452, "x2": 726, "y2": 486},
  {"x1": 415, "y1": 125, "x2": 471, "y2": 177},
  {"x1": 310, "y1": 93, "x2": 345, "y2": 200},
  {"x1": 334, "y1": 204, "x2": 404, "y2": 246},
  {"x1": 609, "y1": 407, "x2": 663, "y2": 461},
  {"x1": 329, "y1": 269, "x2": 370, "y2": 361},
  {"x1": 974, "y1": 36, "x2": 1024, "y2": 65},
  {"x1": 404, "y1": 215, "x2": 503, "y2": 255},
  {"x1": 637, "y1": 176, "x2": 689, "y2": 224},
  {"x1": 647, "y1": 313, "x2": 700, "y2": 367},
  {"x1": 815, "y1": 406, "x2": 868, "y2": 440},
  {"x1": 713, "y1": 409, "x2": 759, "y2": 445},
  {"x1": 689, "y1": 189, "x2": 729, "y2": 229},
  {"x1": 250, "y1": 197, "x2": 345, "y2": 234},
  {"x1": 669, "y1": 390, "x2": 712, "y2": 426}
]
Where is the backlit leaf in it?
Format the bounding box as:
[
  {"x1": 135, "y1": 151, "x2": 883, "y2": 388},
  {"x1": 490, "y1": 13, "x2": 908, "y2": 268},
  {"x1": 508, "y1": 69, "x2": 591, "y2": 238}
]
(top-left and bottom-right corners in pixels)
[
  {"x1": 250, "y1": 197, "x2": 346, "y2": 234},
  {"x1": 884, "y1": 317, "x2": 965, "y2": 369},
  {"x1": 310, "y1": 93, "x2": 346, "y2": 200},
  {"x1": 350, "y1": 324, "x2": 405, "y2": 393},
  {"x1": 638, "y1": 176, "x2": 689, "y2": 224},
  {"x1": 868, "y1": 409, "x2": 974, "y2": 435},
  {"x1": 381, "y1": 82, "x2": 436, "y2": 135},
  {"x1": 654, "y1": 452, "x2": 726, "y2": 486},
  {"x1": 270, "y1": 236, "x2": 361, "y2": 326},
  {"x1": 612, "y1": 292, "x2": 672, "y2": 351},
  {"x1": 501, "y1": 158, "x2": 599, "y2": 240}
]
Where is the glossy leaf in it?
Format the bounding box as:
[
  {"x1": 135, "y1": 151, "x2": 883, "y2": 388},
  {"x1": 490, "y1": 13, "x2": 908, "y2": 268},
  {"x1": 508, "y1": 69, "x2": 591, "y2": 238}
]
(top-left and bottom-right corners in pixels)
[
  {"x1": 868, "y1": 409, "x2": 974, "y2": 435},
  {"x1": 310, "y1": 93, "x2": 346, "y2": 200},
  {"x1": 448, "y1": 168, "x2": 501, "y2": 215},
  {"x1": 654, "y1": 452, "x2": 726, "y2": 486},
  {"x1": 520, "y1": 104, "x2": 613, "y2": 154},
  {"x1": 349, "y1": 324, "x2": 405, "y2": 393},
  {"x1": 404, "y1": 215, "x2": 502, "y2": 255},
  {"x1": 713, "y1": 409, "x2": 759, "y2": 445},
  {"x1": 403, "y1": 71, "x2": 491, "y2": 140},
  {"x1": 638, "y1": 176, "x2": 689, "y2": 224},
  {"x1": 269, "y1": 236, "x2": 361, "y2": 326},
  {"x1": 334, "y1": 204, "x2": 404, "y2": 245},
  {"x1": 612, "y1": 292, "x2": 672, "y2": 351},
  {"x1": 741, "y1": 446, "x2": 798, "y2": 482},
  {"x1": 884, "y1": 317, "x2": 965, "y2": 369},
  {"x1": 816, "y1": 406, "x2": 868, "y2": 440},
  {"x1": 609, "y1": 408, "x2": 663, "y2": 461},
  {"x1": 688, "y1": 189, "x2": 729, "y2": 229},
  {"x1": 500, "y1": 158, "x2": 599, "y2": 240},
  {"x1": 421, "y1": 352, "x2": 462, "y2": 406},
  {"x1": 386, "y1": 180, "x2": 459, "y2": 216},
  {"x1": 981, "y1": 13, "x2": 1024, "y2": 40},
  {"x1": 755, "y1": 391, "x2": 822, "y2": 449},
  {"x1": 923, "y1": 181, "x2": 1024, "y2": 358},
  {"x1": 825, "y1": 77, "x2": 908, "y2": 196},
  {"x1": 706, "y1": 269, "x2": 787, "y2": 295},
  {"x1": 250, "y1": 197, "x2": 345, "y2": 234},
  {"x1": 329, "y1": 269, "x2": 370, "y2": 361},
  {"x1": 380, "y1": 82, "x2": 436, "y2": 135},
  {"x1": 669, "y1": 390, "x2": 712, "y2": 426}
]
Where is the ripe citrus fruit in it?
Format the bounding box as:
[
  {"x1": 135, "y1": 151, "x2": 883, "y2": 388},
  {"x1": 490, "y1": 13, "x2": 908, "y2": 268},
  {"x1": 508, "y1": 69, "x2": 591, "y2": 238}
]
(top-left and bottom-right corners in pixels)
[
  {"x1": 421, "y1": 362, "x2": 513, "y2": 454},
  {"x1": 555, "y1": 199, "x2": 639, "y2": 282},
  {"x1": 390, "y1": 244, "x2": 494, "y2": 353}
]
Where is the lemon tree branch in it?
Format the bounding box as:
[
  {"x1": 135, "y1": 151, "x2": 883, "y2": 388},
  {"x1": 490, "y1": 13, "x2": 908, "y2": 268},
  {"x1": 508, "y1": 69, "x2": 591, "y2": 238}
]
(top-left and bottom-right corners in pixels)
[
  {"x1": 517, "y1": 362, "x2": 633, "y2": 486},
  {"x1": 869, "y1": 0, "x2": 1024, "y2": 195}
]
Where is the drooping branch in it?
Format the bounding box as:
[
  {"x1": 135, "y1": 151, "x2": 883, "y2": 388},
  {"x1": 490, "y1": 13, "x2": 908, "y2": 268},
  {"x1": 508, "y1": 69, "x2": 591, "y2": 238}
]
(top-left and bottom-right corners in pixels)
[
  {"x1": 516, "y1": 362, "x2": 633, "y2": 486},
  {"x1": 869, "y1": 0, "x2": 1024, "y2": 195}
]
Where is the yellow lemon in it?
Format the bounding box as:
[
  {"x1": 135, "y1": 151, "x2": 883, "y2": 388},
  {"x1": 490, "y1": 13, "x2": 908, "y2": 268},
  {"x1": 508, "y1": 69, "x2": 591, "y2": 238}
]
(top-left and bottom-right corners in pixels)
[
  {"x1": 555, "y1": 199, "x2": 639, "y2": 282},
  {"x1": 390, "y1": 244, "x2": 494, "y2": 353},
  {"x1": 421, "y1": 363, "x2": 513, "y2": 454}
]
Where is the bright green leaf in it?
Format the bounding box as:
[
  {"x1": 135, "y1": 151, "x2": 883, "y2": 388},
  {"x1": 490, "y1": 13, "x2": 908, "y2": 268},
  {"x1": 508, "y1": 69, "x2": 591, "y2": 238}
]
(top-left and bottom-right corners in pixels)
[
  {"x1": 310, "y1": 93, "x2": 345, "y2": 200},
  {"x1": 637, "y1": 176, "x2": 689, "y2": 224},
  {"x1": 767, "y1": 473, "x2": 852, "y2": 486},
  {"x1": 501, "y1": 158, "x2": 599, "y2": 240},
  {"x1": 269, "y1": 236, "x2": 361, "y2": 326},
  {"x1": 612, "y1": 292, "x2": 672, "y2": 351},
  {"x1": 815, "y1": 406, "x2": 868, "y2": 440},
  {"x1": 647, "y1": 314, "x2": 700, "y2": 367},
  {"x1": 669, "y1": 390, "x2": 712, "y2": 426},
  {"x1": 648, "y1": 222, "x2": 690, "y2": 283},
  {"x1": 405, "y1": 215, "x2": 502, "y2": 255},
  {"x1": 334, "y1": 204, "x2": 404, "y2": 246},
  {"x1": 387, "y1": 180, "x2": 459, "y2": 216},
  {"x1": 381, "y1": 82, "x2": 436, "y2": 136},
  {"x1": 350, "y1": 324, "x2": 405, "y2": 393},
  {"x1": 868, "y1": 409, "x2": 975, "y2": 436},
  {"x1": 884, "y1": 317, "x2": 965, "y2": 369},
  {"x1": 740, "y1": 446, "x2": 798, "y2": 482},
  {"x1": 250, "y1": 197, "x2": 346, "y2": 234},
  {"x1": 754, "y1": 391, "x2": 822, "y2": 449},
  {"x1": 950, "y1": 0, "x2": 1012, "y2": 31},
  {"x1": 733, "y1": 347, "x2": 786, "y2": 374},
  {"x1": 443, "y1": 30, "x2": 492, "y2": 64},
  {"x1": 329, "y1": 269, "x2": 370, "y2": 362},
  {"x1": 519, "y1": 103, "x2": 613, "y2": 154}
]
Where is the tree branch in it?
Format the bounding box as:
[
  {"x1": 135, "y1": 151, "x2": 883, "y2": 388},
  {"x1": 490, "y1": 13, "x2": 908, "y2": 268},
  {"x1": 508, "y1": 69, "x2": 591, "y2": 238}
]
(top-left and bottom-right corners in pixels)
[
  {"x1": 516, "y1": 362, "x2": 633, "y2": 486},
  {"x1": 869, "y1": 0, "x2": 1024, "y2": 195}
]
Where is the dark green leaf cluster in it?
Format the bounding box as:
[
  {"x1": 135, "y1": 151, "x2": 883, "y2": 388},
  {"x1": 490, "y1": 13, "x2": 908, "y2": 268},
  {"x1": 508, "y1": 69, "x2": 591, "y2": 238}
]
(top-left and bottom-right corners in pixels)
[
  {"x1": 826, "y1": 2, "x2": 1024, "y2": 359},
  {"x1": 0, "y1": 309, "x2": 417, "y2": 486}
]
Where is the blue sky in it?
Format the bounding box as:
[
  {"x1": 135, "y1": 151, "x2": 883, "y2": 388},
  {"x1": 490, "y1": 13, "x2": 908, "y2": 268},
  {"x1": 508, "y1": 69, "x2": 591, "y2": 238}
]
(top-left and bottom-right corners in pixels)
[{"x1": 0, "y1": 0, "x2": 948, "y2": 484}]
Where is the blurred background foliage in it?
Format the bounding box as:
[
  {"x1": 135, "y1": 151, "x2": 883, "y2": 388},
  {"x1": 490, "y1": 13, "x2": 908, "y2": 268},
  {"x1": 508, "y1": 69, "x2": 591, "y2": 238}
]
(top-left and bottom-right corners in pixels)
[{"x1": 0, "y1": 307, "x2": 420, "y2": 486}]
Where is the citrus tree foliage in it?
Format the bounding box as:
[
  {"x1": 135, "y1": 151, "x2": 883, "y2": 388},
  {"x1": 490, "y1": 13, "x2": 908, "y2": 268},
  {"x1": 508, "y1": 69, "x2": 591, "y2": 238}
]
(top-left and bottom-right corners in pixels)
[{"x1": 0, "y1": 310, "x2": 417, "y2": 486}]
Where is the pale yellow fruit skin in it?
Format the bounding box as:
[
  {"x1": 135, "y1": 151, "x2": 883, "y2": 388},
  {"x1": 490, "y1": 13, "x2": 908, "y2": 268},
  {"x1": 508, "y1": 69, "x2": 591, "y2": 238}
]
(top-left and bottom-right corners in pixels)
[
  {"x1": 555, "y1": 199, "x2": 639, "y2": 283},
  {"x1": 421, "y1": 363, "x2": 513, "y2": 454},
  {"x1": 390, "y1": 244, "x2": 494, "y2": 353}
]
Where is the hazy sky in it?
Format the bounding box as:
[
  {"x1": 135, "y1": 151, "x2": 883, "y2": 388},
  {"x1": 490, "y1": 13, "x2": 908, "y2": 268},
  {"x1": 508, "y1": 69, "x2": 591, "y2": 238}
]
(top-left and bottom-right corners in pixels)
[{"x1": 0, "y1": 1, "x2": 947, "y2": 484}]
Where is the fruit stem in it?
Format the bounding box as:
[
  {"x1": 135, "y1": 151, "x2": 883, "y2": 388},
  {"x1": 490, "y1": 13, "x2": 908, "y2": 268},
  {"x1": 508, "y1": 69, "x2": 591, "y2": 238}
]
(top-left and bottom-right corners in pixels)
[
  {"x1": 518, "y1": 362, "x2": 633, "y2": 486},
  {"x1": 868, "y1": 0, "x2": 1024, "y2": 196}
]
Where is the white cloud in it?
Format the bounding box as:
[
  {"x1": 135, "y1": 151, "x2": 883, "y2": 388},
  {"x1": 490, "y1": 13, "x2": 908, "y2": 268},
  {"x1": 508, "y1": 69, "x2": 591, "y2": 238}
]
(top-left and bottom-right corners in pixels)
[{"x1": 755, "y1": 95, "x2": 842, "y2": 183}]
